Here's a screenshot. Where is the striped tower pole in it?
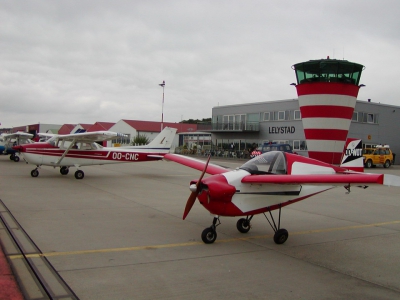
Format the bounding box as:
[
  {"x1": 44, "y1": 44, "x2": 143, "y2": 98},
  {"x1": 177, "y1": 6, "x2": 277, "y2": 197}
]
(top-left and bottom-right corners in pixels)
[{"x1": 292, "y1": 58, "x2": 365, "y2": 164}]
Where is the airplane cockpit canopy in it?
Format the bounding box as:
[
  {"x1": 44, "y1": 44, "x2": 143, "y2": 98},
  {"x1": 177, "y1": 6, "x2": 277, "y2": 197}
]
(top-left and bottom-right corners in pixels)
[
  {"x1": 239, "y1": 151, "x2": 287, "y2": 175},
  {"x1": 47, "y1": 136, "x2": 103, "y2": 150}
]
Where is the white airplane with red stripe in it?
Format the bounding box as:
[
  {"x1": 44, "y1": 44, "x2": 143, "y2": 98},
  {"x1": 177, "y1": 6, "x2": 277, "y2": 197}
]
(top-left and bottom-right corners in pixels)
[
  {"x1": 14, "y1": 127, "x2": 177, "y2": 179},
  {"x1": 164, "y1": 139, "x2": 400, "y2": 245}
]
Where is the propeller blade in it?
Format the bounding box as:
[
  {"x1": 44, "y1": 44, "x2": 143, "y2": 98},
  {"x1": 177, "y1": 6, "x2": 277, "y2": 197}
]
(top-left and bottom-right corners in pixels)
[
  {"x1": 197, "y1": 154, "x2": 211, "y2": 183},
  {"x1": 183, "y1": 192, "x2": 197, "y2": 220},
  {"x1": 182, "y1": 155, "x2": 211, "y2": 220}
]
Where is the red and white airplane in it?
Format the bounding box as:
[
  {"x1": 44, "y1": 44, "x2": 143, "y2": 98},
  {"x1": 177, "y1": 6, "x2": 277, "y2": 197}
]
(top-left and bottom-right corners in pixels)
[
  {"x1": 14, "y1": 127, "x2": 177, "y2": 179},
  {"x1": 164, "y1": 139, "x2": 400, "y2": 245},
  {"x1": 0, "y1": 131, "x2": 34, "y2": 162}
]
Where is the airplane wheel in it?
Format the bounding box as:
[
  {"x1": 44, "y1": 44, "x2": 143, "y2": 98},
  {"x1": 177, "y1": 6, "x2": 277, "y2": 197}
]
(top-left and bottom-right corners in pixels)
[
  {"x1": 236, "y1": 218, "x2": 251, "y2": 233},
  {"x1": 74, "y1": 170, "x2": 84, "y2": 179},
  {"x1": 13, "y1": 156, "x2": 20, "y2": 162},
  {"x1": 201, "y1": 227, "x2": 217, "y2": 244},
  {"x1": 273, "y1": 229, "x2": 289, "y2": 245},
  {"x1": 10, "y1": 154, "x2": 15, "y2": 161},
  {"x1": 60, "y1": 167, "x2": 69, "y2": 175},
  {"x1": 31, "y1": 169, "x2": 39, "y2": 177}
]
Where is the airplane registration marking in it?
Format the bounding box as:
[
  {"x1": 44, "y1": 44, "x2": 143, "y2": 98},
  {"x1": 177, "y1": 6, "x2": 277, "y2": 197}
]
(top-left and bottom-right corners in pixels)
[
  {"x1": 111, "y1": 152, "x2": 139, "y2": 161},
  {"x1": 9, "y1": 220, "x2": 400, "y2": 259}
]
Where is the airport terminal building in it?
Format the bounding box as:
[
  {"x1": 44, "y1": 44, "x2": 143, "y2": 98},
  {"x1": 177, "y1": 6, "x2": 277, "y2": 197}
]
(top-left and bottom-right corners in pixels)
[
  {"x1": 199, "y1": 58, "x2": 400, "y2": 164},
  {"x1": 204, "y1": 98, "x2": 400, "y2": 161}
]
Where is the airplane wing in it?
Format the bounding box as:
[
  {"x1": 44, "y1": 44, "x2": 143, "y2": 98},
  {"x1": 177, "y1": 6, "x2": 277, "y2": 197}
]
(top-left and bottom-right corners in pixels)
[
  {"x1": 241, "y1": 173, "x2": 400, "y2": 187},
  {"x1": 3, "y1": 132, "x2": 34, "y2": 139},
  {"x1": 54, "y1": 131, "x2": 127, "y2": 142},
  {"x1": 164, "y1": 153, "x2": 229, "y2": 175}
]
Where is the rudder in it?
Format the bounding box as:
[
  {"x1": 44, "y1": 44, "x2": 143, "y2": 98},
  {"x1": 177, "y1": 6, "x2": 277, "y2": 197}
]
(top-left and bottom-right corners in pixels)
[{"x1": 340, "y1": 138, "x2": 364, "y2": 172}]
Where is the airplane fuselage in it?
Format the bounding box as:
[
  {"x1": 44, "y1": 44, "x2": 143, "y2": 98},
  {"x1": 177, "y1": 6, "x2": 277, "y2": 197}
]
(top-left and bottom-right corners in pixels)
[
  {"x1": 196, "y1": 169, "x2": 334, "y2": 217},
  {"x1": 18, "y1": 142, "x2": 169, "y2": 167}
]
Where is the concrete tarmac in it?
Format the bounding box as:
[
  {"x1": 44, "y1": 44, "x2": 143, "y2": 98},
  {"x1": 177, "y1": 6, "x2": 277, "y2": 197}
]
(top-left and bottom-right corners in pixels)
[{"x1": 0, "y1": 155, "x2": 400, "y2": 299}]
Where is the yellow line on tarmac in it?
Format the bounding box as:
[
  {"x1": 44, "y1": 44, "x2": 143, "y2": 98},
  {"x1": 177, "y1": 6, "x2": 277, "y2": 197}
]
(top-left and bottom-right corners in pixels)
[{"x1": 9, "y1": 220, "x2": 400, "y2": 260}]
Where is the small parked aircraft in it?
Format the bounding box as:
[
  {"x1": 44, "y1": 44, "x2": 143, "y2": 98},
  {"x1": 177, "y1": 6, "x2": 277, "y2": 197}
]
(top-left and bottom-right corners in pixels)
[
  {"x1": 164, "y1": 139, "x2": 400, "y2": 244},
  {"x1": 0, "y1": 132, "x2": 34, "y2": 162},
  {"x1": 14, "y1": 127, "x2": 177, "y2": 179}
]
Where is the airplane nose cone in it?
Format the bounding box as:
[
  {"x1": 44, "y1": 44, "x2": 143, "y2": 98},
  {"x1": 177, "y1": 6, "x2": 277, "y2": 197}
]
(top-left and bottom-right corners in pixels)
[{"x1": 189, "y1": 183, "x2": 197, "y2": 192}]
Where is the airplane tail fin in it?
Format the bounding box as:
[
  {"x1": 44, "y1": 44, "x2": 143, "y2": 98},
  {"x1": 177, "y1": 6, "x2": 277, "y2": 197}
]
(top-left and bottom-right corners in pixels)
[
  {"x1": 146, "y1": 127, "x2": 177, "y2": 151},
  {"x1": 340, "y1": 138, "x2": 364, "y2": 172},
  {"x1": 120, "y1": 127, "x2": 177, "y2": 153}
]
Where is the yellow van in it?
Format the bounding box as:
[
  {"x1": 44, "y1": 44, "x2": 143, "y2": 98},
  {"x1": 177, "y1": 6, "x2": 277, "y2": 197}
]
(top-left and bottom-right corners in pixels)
[{"x1": 363, "y1": 145, "x2": 394, "y2": 168}]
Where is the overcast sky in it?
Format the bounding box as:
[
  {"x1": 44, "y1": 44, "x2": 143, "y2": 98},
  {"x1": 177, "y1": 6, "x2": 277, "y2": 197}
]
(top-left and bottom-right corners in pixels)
[{"x1": 1, "y1": 0, "x2": 400, "y2": 128}]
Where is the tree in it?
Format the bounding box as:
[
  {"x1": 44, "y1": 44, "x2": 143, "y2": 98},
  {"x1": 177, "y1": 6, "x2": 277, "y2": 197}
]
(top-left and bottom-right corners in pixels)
[
  {"x1": 180, "y1": 118, "x2": 211, "y2": 124},
  {"x1": 131, "y1": 134, "x2": 150, "y2": 145}
]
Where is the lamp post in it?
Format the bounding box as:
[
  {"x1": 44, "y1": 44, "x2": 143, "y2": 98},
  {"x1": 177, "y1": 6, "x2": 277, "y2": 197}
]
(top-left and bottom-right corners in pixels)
[{"x1": 159, "y1": 80, "x2": 165, "y2": 131}]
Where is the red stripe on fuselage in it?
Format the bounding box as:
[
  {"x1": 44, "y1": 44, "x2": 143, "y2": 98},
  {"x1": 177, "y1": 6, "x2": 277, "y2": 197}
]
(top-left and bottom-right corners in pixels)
[{"x1": 23, "y1": 148, "x2": 163, "y2": 162}]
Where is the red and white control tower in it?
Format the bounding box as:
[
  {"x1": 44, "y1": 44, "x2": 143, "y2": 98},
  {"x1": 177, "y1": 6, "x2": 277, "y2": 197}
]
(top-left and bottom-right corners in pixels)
[{"x1": 292, "y1": 58, "x2": 365, "y2": 164}]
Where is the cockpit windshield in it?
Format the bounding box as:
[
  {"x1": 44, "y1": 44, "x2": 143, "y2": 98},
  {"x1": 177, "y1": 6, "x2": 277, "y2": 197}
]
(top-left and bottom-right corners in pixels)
[
  {"x1": 239, "y1": 151, "x2": 287, "y2": 175},
  {"x1": 46, "y1": 136, "x2": 103, "y2": 150}
]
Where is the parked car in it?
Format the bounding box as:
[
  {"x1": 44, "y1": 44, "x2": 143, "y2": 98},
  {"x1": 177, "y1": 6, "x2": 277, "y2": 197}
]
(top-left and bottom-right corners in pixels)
[
  {"x1": 363, "y1": 145, "x2": 394, "y2": 168},
  {"x1": 257, "y1": 143, "x2": 293, "y2": 154}
]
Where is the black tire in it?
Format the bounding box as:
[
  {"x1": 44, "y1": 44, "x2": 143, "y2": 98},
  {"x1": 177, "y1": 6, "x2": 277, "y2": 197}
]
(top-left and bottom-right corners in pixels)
[
  {"x1": 60, "y1": 167, "x2": 69, "y2": 175},
  {"x1": 74, "y1": 170, "x2": 84, "y2": 179},
  {"x1": 31, "y1": 169, "x2": 39, "y2": 177},
  {"x1": 365, "y1": 160, "x2": 373, "y2": 168},
  {"x1": 236, "y1": 218, "x2": 251, "y2": 233},
  {"x1": 201, "y1": 227, "x2": 217, "y2": 244},
  {"x1": 384, "y1": 160, "x2": 390, "y2": 168},
  {"x1": 10, "y1": 154, "x2": 15, "y2": 161},
  {"x1": 273, "y1": 228, "x2": 289, "y2": 245},
  {"x1": 13, "y1": 156, "x2": 20, "y2": 162}
]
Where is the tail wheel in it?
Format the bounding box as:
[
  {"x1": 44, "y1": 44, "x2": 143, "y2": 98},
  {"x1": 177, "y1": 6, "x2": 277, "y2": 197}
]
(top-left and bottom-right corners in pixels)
[{"x1": 201, "y1": 227, "x2": 217, "y2": 244}]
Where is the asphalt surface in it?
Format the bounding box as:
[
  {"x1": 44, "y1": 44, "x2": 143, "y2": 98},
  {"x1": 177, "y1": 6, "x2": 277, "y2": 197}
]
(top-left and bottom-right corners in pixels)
[{"x1": 1, "y1": 154, "x2": 400, "y2": 299}]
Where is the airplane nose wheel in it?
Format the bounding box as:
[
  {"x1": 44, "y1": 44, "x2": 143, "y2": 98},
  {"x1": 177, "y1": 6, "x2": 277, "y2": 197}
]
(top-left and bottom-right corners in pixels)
[
  {"x1": 201, "y1": 228, "x2": 217, "y2": 244},
  {"x1": 31, "y1": 169, "x2": 39, "y2": 177},
  {"x1": 201, "y1": 216, "x2": 220, "y2": 244}
]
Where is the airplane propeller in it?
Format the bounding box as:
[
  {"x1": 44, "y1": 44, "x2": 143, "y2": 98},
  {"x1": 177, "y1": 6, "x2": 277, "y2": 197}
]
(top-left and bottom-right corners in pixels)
[{"x1": 183, "y1": 154, "x2": 211, "y2": 220}]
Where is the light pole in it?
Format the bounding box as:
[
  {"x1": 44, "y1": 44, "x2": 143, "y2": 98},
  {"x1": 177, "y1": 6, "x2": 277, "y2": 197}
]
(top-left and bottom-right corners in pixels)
[{"x1": 159, "y1": 80, "x2": 165, "y2": 131}]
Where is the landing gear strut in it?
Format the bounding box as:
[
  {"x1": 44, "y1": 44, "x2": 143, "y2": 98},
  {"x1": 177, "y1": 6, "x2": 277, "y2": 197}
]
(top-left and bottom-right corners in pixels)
[{"x1": 264, "y1": 205, "x2": 289, "y2": 244}]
